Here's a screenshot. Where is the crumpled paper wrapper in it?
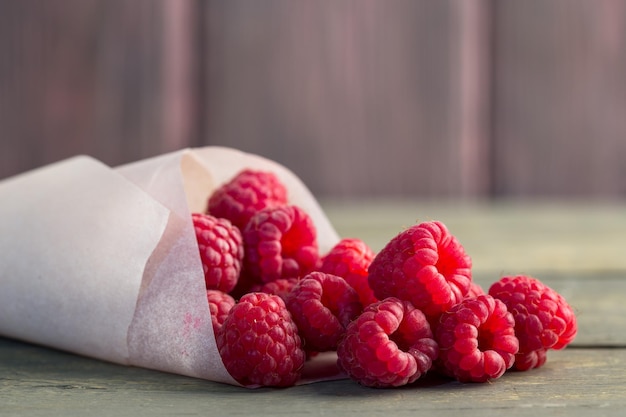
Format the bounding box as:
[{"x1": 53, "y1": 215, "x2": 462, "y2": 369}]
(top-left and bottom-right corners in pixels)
[{"x1": 0, "y1": 147, "x2": 342, "y2": 386}]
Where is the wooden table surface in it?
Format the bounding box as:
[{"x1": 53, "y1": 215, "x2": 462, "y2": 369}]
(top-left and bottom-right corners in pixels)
[{"x1": 2, "y1": 200, "x2": 625, "y2": 416}]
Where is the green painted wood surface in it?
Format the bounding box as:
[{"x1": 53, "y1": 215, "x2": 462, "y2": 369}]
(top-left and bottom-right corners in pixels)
[
  {"x1": 1, "y1": 201, "x2": 625, "y2": 416},
  {"x1": 0, "y1": 341, "x2": 623, "y2": 417}
]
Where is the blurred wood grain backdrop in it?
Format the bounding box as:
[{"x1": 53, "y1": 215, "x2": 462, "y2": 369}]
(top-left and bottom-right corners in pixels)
[{"x1": 1, "y1": 0, "x2": 625, "y2": 199}]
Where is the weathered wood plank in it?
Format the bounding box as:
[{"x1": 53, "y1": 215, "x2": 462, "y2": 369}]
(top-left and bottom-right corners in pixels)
[
  {"x1": 492, "y1": 0, "x2": 626, "y2": 197},
  {"x1": 0, "y1": 339, "x2": 623, "y2": 417},
  {"x1": 201, "y1": 0, "x2": 491, "y2": 198},
  {"x1": 0, "y1": 0, "x2": 193, "y2": 181},
  {"x1": 4, "y1": 1, "x2": 626, "y2": 201}
]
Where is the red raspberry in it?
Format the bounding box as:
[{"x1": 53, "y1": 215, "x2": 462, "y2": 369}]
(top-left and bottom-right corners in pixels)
[
  {"x1": 427, "y1": 282, "x2": 485, "y2": 338},
  {"x1": 336, "y1": 297, "x2": 438, "y2": 388},
  {"x1": 488, "y1": 275, "x2": 577, "y2": 371},
  {"x1": 319, "y1": 238, "x2": 378, "y2": 307},
  {"x1": 243, "y1": 205, "x2": 319, "y2": 283},
  {"x1": 206, "y1": 290, "x2": 235, "y2": 333},
  {"x1": 285, "y1": 272, "x2": 362, "y2": 352},
  {"x1": 514, "y1": 348, "x2": 548, "y2": 371},
  {"x1": 207, "y1": 169, "x2": 288, "y2": 230},
  {"x1": 216, "y1": 292, "x2": 306, "y2": 387},
  {"x1": 192, "y1": 213, "x2": 244, "y2": 293},
  {"x1": 368, "y1": 221, "x2": 472, "y2": 317},
  {"x1": 435, "y1": 294, "x2": 519, "y2": 382},
  {"x1": 249, "y1": 277, "x2": 300, "y2": 302},
  {"x1": 467, "y1": 281, "x2": 486, "y2": 298}
]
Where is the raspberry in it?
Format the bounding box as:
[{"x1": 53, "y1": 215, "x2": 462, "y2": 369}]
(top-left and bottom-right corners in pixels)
[
  {"x1": 488, "y1": 275, "x2": 577, "y2": 371},
  {"x1": 336, "y1": 297, "x2": 438, "y2": 388},
  {"x1": 207, "y1": 169, "x2": 288, "y2": 230},
  {"x1": 319, "y1": 238, "x2": 378, "y2": 307},
  {"x1": 467, "y1": 281, "x2": 486, "y2": 298},
  {"x1": 285, "y1": 272, "x2": 362, "y2": 352},
  {"x1": 249, "y1": 277, "x2": 300, "y2": 302},
  {"x1": 514, "y1": 349, "x2": 548, "y2": 371},
  {"x1": 368, "y1": 221, "x2": 472, "y2": 317},
  {"x1": 216, "y1": 292, "x2": 306, "y2": 387},
  {"x1": 192, "y1": 213, "x2": 244, "y2": 293},
  {"x1": 206, "y1": 290, "x2": 235, "y2": 333},
  {"x1": 243, "y1": 205, "x2": 319, "y2": 283},
  {"x1": 435, "y1": 294, "x2": 519, "y2": 382}
]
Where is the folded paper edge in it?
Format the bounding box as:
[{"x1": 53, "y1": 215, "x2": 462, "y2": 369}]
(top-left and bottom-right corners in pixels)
[
  {"x1": 0, "y1": 155, "x2": 169, "y2": 365},
  {"x1": 118, "y1": 150, "x2": 240, "y2": 386}
]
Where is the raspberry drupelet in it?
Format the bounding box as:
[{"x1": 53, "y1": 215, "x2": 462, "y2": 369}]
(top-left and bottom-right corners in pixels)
[
  {"x1": 466, "y1": 281, "x2": 486, "y2": 299},
  {"x1": 206, "y1": 289, "x2": 235, "y2": 333},
  {"x1": 337, "y1": 297, "x2": 438, "y2": 388},
  {"x1": 249, "y1": 277, "x2": 300, "y2": 302},
  {"x1": 368, "y1": 221, "x2": 472, "y2": 318},
  {"x1": 489, "y1": 275, "x2": 577, "y2": 371},
  {"x1": 216, "y1": 292, "x2": 306, "y2": 387},
  {"x1": 192, "y1": 213, "x2": 244, "y2": 293},
  {"x1": 207, "y1": 169, "x2": 288, "y2": 231},
  {"x1": 435, "y1": 294, "x2": 519, "y2": 382}
]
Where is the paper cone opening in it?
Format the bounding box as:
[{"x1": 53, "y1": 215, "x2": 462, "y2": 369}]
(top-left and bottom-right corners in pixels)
[{"x1": 0, "y1": 147, "x2": 342, "y2": 386}]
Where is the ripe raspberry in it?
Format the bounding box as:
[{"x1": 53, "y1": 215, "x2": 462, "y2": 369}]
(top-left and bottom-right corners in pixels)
[
  {"x1": 488, "y1": 275, "x2": 577, "y2": 371},
  {"x1": 249, "y1": 277, "x2": 300, "y2": 302},
  {"x1": 216, "y1": 292, "x2": 305, "y2": 387},
  {"x1": 207, "y1": 169, "x2": 288, "y2": 230},
  {"x1": 192, "y1": 213, "x2": 244, "y2": 293},
  {"x1": 319, "y1": 238, "x2": 378, "y2": 307},
  {"x1": 285, "y1": 272, "x2": 362, "y2": 352},
  {"x1": 243, "y1": 205, "x2": 319, "y2": 283},
  {"x1": 467, "y1": 281, "x2": 486, "y2": 298},
  {"x1": 435, "y1": 294, "x2": 519, "y2": 382},
  {"x1": 368, "y1": 221, "x2": 472, "y2": 317},
  {"x1": 514, "y1": 349, "x2": 548, "y2": 371},
  {"x1": 426, "y1": 282, "x2": 486, "y2": 337},
  {"x1": 337, "y1": 297, "x2": 438, "y2": 388},
  {"x1": 206, "y1": 290, "x2": 235, "y2": 333}
]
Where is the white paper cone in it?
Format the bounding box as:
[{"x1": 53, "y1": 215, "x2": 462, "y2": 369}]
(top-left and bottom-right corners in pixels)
[{"x1": 0, "y1": 147, "x2": 342, "y2": 386}]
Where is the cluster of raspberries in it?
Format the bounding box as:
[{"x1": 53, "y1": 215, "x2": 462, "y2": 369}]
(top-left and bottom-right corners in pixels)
[{"x1": 193, "y1": 169, "x2": 578, "y2": 388}]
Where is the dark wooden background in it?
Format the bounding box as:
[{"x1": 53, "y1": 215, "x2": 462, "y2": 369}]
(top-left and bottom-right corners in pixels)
[{"x1": 1, "y1": 0, "x2": 626, "y2": 199}]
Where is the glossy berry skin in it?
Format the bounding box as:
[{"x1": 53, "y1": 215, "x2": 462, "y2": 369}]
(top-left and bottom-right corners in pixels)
[
  {"x1": 206, "y1": 290, "x2": 235, "y2": 333},
  {"x1": 320, "y1": 238, "x2": 378, "y2": 307},
  {"x1": 489, "y1": 275, "x2": 577, "y2": 371},
  {"x1": 435, "y1": 294, "x2": 519, "y2": 382},
  {"x1": 466, "y1": 281, "x2": 486, "y2": 299},
  {"x1": 368, "y1": 221, "x2": 472, "y2": 318},
  {"x1": 514, "y1": 348, "x2": 548, "y2": 371},
  {"x1": 249, "y1": 277, "x2": 300, "y2": 302},
  {"x1": 243, "y1": 205, "x2": 319, "y2": 283},
  {"x1": 192, "y1": 213, "x2": 244, "y2": 293},
  {"x1": 286, "y1": 272, "x2": 362, "y2": 352},
  {"x1": 207, "y1": 169, "x2": 288, "y2": 230},
  {"x1": 216, "y1": 292, "x2": 305, "y2": 387},
  {"x1": 337, "y1": 297, "x2": 438, "y2": 388}
]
